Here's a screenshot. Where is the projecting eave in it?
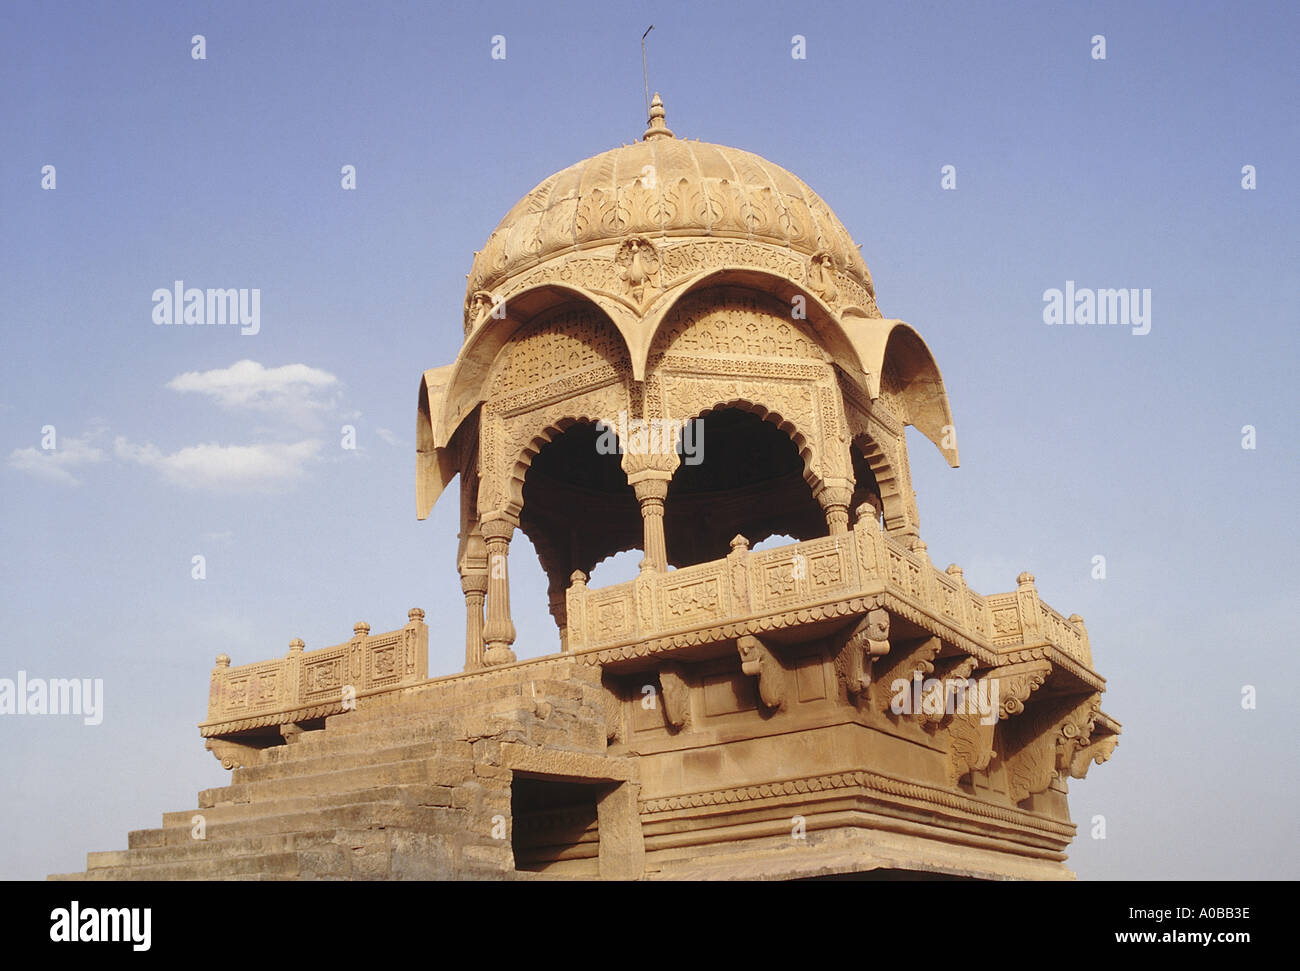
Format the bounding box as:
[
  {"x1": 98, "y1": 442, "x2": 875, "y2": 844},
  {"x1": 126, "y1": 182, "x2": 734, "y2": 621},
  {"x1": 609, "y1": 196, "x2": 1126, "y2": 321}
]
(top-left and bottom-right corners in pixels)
[
  {"x1": 843, "y1": 317, "x2": 959, "y2": 468},
  {"x1": 416, "y1": 364, "x2": 460, "y2": 520}
]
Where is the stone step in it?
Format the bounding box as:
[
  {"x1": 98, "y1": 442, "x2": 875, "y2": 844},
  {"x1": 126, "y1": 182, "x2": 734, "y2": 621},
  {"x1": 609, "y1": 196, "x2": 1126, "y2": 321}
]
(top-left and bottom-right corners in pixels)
[
  {"x1": 83, "y1": 850, "x2": 302, "y2": 881},
  {"x1": 318, "y1": 706, "x2": 456, "y2": 737},
  {"x1": 266, "y1": 720, "x2": 455, "y2": 761},
  {"x1": 99, "y1": 802, "x2": 467, "y2": 866},
  {"x1": 193, "y1": 802, "x2": 466, "y2": 846},
  {"x1": 127, "y1": 803, "x2": 474, "y2": 871},
  {"x1": 145, "y1": 798, "x2": 468, "y2": 850},
  {"x1": 235, "y1": 738, "x2": 473, "y2": 785},
  {"x1": 198, "y1": 755, "x2": 472, "y2": 808},
  {"x1": 160, "y1": 783, "x2": 460, "y2": 832},
  {"x1": 88, "y1": 832, "x2": 300, "y2": 870},
  {"x1": 318, "y1": 683, "x2": 576, "y2": 736}
]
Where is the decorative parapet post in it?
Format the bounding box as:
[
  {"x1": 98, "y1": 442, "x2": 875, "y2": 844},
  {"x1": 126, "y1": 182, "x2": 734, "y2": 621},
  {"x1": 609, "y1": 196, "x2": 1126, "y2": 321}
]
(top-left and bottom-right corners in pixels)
[
  {"x1": 852, "y1": 501, "x2": 885, "y2": 580},
  {"x1": 1068, "y1": 614, "x2": 1093, "y2": 668},
  {"x1": 912, "y1": 539, "x2": 934, "y2": 606},
  {"x1": 565, "y1": 570, "x2": 588, "y2": 653},
  {"x1": 946, "y1": 563, "x2": 969, "y2": 630},
  {"x1": 480, "y1": 515, "x2": 518, "y2": 665},
  {"x1": 281, "y1": 637, "x2": 307, "y2": 742},
  {"x1": 207, "y1": 654, "x2": 231, "y2": 725},
  {"x1": 1016, "y1": 571, "x2": 1043, "y2": 644},
  {"x1": 726, "y1": 534, "x2": 750, "y2": 614},
  {"x1": 349, "y1": 621, "x2": 370, "y2": 693}
]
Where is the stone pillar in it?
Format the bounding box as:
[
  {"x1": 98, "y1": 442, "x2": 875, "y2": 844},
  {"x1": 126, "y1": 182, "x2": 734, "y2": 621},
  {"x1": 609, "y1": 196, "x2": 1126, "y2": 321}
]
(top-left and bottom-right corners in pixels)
[
  {"x1": 816, "y1": 482, "x2": 854, "y2": 535},
  {"x1": 460, "y1": 571, "x2": 488, "y2": 671},
  {"x1": 627, "y1": 471, "x2": 673, "y2": 573},
  {"x1": 481, "y1": 516, "x2": 518, "y2": 666}
]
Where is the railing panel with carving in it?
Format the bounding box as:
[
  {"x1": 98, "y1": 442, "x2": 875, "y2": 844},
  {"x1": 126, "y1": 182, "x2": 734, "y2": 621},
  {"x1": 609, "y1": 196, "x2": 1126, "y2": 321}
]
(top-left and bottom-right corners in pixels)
[
  {"x1": 203, "y1": 611, "x2": 428, "y2": 736},
  {"x1": 565, "y1": 525, "x2": 1094, "y2": 674},
  {"x1": 986, "y1": 593, "x2": 1023, "y2": 645},
  {"x1": 1038, "y1": 603, "x2": 1090, "y2": 667}
]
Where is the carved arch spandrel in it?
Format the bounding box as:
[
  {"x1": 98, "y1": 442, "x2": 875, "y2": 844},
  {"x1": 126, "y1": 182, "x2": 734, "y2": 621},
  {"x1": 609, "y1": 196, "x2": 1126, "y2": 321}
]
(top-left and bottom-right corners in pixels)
[
  {"x1": 636, "y1": 267, "x2": 875, "y2": 385},
  {"x1": 645, "y1": 286, "x2": 854, "y2": 492},
  {"x1": 475, "y1": 303, "x2": 635, "y2": 520},
  {"x1": 440, "y1": 288, "x2": 638, "y2": 452},
  {"x1": 479, "y1": 386, "x2": 633, "y2": 521}
]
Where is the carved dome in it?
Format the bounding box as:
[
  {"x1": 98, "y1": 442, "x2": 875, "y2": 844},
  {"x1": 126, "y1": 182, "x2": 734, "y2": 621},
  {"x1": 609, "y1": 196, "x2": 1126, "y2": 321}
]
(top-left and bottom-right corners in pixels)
[{"x1": 464, "y1": 95, "x2": 876, "y2": 331}]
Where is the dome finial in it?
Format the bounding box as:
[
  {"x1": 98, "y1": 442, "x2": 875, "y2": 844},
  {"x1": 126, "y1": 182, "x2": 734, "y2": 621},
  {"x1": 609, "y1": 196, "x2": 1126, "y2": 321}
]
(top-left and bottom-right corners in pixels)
[{"x1": 644, "y1": 92, "x2": 674, "y2": 140}]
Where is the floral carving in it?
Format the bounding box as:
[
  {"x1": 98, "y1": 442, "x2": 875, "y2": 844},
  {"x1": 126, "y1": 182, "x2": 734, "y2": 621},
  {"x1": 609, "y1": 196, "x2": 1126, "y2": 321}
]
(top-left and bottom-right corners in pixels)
[{"x1": 665, "y1": 580, "x2": 718, "y2": 619}]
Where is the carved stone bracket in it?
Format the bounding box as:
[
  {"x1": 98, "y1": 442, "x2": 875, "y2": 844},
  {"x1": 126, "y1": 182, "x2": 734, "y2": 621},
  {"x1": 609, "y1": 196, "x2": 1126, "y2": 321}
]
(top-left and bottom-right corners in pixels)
[
  {"x1": 946, "y1": 714, "x2": 996, "y2": 786},
  {"x1": 658, "y1": 662, "x2": 690, "y2": 729},
  {"x1": 1068, "y1": 732, "x2": 1119, "y2": 779},
  {"x1": 206, "y1": 738, "x2": 256, "y2": 771},
  {"x1": 835, "y1": 606, "x2": 891, "y2": 699},
  {"x1": 870, "y1": 633, "x2": 942, "y2": 713},
  {"x1": 989, "y1": 659, "x2": 1052, "y2": 719},
  {"x1": 736, "y1": 634, "x2": 786, "y2": 711},
  {"x1": 603, "y1": 682, "x2": 625, "y2": 744},
  {"x1": 1002, "y1": 691, "x2": 1103, "y2": 803},
  {"x1": 916, "y1": 654, "x2": 980, "y2": 730}
]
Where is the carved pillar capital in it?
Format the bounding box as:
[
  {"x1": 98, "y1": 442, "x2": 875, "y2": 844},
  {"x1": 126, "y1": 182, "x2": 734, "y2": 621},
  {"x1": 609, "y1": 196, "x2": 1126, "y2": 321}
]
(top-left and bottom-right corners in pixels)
[
  {"x1": 479, "y1": 515, "x2": 517, "y2": 543},
  {"x1": 814, "y1": 481, "x2": 854, "y2": 535}
]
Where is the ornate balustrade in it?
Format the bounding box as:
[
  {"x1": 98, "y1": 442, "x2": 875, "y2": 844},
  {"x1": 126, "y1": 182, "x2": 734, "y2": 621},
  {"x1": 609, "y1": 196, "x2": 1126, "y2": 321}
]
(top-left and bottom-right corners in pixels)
[
  {"x1": 201, "y1": 609, "x2": 429, "y2": 740},
  {"x1": 565, "y1": 515, "x2": 1094, "y2": 671}
]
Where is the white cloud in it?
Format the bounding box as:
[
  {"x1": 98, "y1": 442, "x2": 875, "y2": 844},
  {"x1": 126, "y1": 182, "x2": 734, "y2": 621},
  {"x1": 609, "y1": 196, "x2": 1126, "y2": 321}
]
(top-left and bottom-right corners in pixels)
[
  {"x1": 165, "y1": 360, "x2": 338, "y2": 410},
  {"x1": 114, "y1": 436, "x2": 321, "y2": 491},
  {"x1": 7, "y1": 434, "x2": 107, "y2": 486},
  {"x1": 375, "y1": 427, "x2": 404, "y2": 447}
]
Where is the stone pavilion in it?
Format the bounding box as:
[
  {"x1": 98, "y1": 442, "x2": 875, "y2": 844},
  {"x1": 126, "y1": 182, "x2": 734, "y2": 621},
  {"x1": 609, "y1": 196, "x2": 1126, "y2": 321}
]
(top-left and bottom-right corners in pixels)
[{"x1": 52, "y1": 97, "x2": 1119, "y2": 881}]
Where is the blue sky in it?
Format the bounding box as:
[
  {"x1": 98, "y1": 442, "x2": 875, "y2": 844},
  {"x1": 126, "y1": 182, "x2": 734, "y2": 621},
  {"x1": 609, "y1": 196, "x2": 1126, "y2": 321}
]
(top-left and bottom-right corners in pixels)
[{"x1": 1, "y1": 0, "x2": 1296, "y2": 880}]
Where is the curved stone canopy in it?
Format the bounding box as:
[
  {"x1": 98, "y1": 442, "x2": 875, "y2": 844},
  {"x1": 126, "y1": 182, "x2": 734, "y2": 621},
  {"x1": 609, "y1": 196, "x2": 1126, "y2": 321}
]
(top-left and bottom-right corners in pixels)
[{"x1": 465, "y1": 95, "x2": 875, "y2": 320}]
